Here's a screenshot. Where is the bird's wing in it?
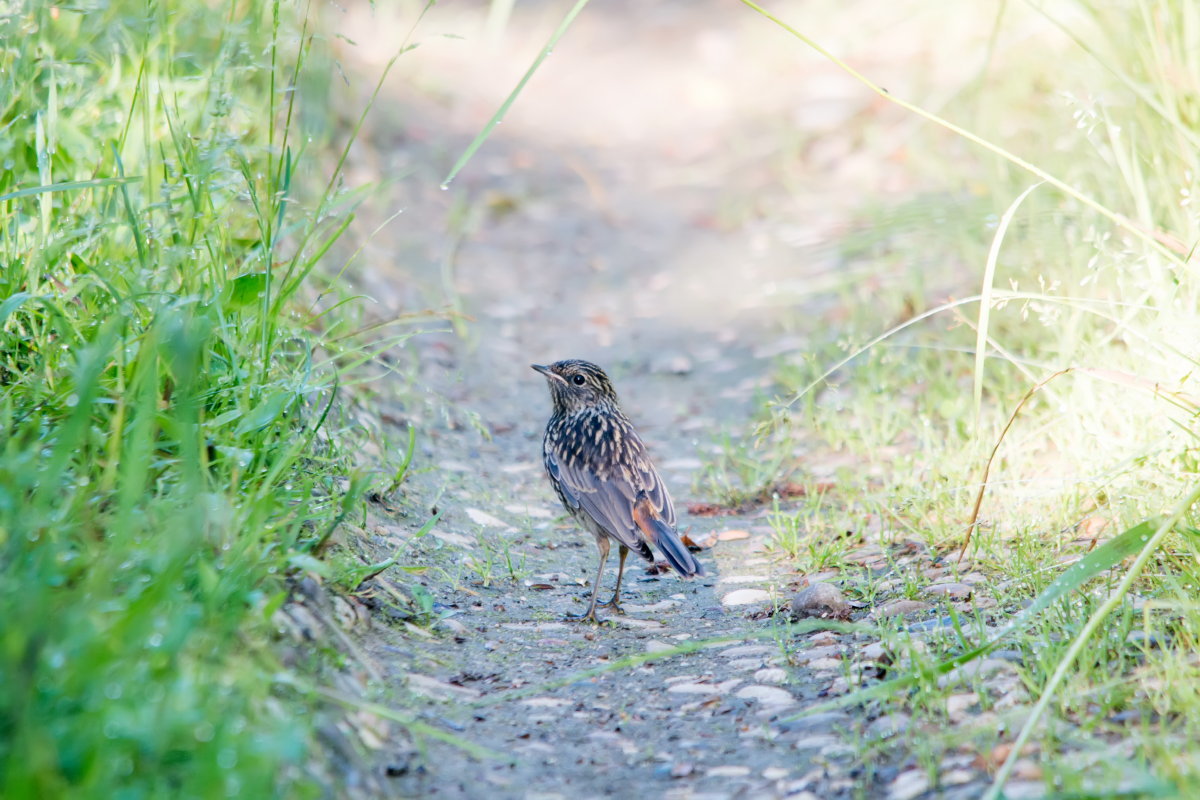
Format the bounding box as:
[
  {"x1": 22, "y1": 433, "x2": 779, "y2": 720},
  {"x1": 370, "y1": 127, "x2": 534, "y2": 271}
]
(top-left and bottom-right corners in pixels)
[{"x1": 546, "y1": 424, "x2": 675, "y2": 549}]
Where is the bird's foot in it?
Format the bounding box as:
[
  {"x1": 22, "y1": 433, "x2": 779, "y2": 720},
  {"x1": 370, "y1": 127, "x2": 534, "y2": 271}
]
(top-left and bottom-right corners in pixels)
[
  {"x1": 596, "y1": 596, "x2": 624, "y2": 614},
  {"x1": 565, "y1": 609, "x2": 604, "y2": 625}
]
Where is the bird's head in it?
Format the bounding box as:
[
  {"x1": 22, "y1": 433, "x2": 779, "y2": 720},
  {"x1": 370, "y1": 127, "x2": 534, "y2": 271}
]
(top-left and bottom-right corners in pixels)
[{"x1": 532, "y1": 359, "x2": 620, "y2": 414}]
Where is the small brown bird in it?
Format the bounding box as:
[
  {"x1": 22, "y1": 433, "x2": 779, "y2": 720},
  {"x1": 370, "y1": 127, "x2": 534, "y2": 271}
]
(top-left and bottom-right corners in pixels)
[{"x1": 533, "y1": 359, "x2": 704, "y2": 622}]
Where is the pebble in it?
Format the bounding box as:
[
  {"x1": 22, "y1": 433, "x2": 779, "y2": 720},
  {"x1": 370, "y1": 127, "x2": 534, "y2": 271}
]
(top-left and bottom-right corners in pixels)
[
  {"x1": 868, "y1": 712, "x2": 909, "y2": 739},
  {"x1": 888, "y1": 769, "x2": 930, "y2": 800},
  {"x1": 611, "y1": 617, "x2": 665, "y2": 630},
  {"x1": 924, "y1": 582, "x2": 974, "y2": 600},
  {"x1": 754, "y1": 667, "x2": 787, "y2": 684},
  {"x1": 405, "y1": 673, "x2": 481, "y2": 702},
  {"x1": 860, "y1": 642, "x2": 888, "y2": 661},
  {"x1": 791, "y1": 582, "x2": 851, "y2": 620},
  {"x1": 872, "y1": 599, "x2": 933, "y2": 617},
  {"x1": 720, "y1": 644, "x2": 774, "y2": 658},
  {"x1": 792, "y1": 734, "x2": 841, "y2": 751},
  {"x1": 729, "y1": 657, "x2": 767, "y2": 671},
  {"x1": 1002, "y1": 780, "x2": 1047, "y2": 799},
  {"x1": 938, "y1": 658, "x2": 1016, "y2": 688},
  {"x1": 791, "y1": 645, "x2": 845, "y2": 665},
  {"x1": 522, "y1": 697, "x2": 570, "y2": 708},
  {"x1": 941, "y1": 768, "x2": 976, "y2": 786},
  {"x1": 776, "y1": 711, "x2": 851, "y2": 734},
  {"x1": 718, "y1": 574, "x2": 767, "y2": 584},
  {"x1": 463, "y1": 508, "x2": 513, "y2": 529},
  {"x1": 645, "y1": 640, "x2": 676, "y2": 654},
  {"x1": 763, "y1": 767, "x2": 788, "y2": 780},
  {"x1": 623, "y1": 599, "x2": 679, "y2": 613},
  {"x1": 721, "y1": 588, "x2": 772, "y2": 606},
  {"x1": 946, "y1": 692, "x2": 978, "y2": 722},
  {"x1": 735, "y1": 685, "x2": 796, "y2": 706},
  {"x1": 667, "y1": 682, "x2": 720, "y2": 695},
  {"x1": 706, "y1": 765, "x2": 751, "y2": 778}
]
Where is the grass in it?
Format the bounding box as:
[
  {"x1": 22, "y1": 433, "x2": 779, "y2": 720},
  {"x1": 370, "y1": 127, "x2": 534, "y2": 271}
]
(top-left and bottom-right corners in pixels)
[
  {"x1": 0, "y1": 2, "x2": 401, "y2": 795},
  {"x1": 731, "y1": 0, "x2": 1200, "y2": 795}
]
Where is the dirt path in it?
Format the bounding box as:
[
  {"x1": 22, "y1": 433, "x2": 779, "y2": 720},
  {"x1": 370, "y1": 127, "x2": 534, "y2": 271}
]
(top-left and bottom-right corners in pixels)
[{"x1": 319, "y1": 3, "x2": 1007, "y2": 798}]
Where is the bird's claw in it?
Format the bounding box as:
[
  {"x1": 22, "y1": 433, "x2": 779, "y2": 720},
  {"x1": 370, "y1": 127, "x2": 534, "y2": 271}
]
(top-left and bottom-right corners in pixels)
[{"x1": 596, "y1": 596, "x2": 624, "y2": 614}]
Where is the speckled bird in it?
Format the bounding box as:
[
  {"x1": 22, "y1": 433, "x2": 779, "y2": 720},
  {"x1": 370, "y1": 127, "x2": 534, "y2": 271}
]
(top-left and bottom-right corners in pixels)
[{"x1": 532, "y1": 359, "x2": 704, "y2": 623}]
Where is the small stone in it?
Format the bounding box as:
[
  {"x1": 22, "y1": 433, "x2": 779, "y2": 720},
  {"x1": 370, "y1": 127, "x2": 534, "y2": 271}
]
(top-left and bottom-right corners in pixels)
[
  {"x1": 521, "y1": 697, "x2": 570, "y2": 708},
  {"x1": 908, "y1": 616, "x2": 956, "y2": 633},
  {"x1": 1001, "y1": 780, "x2": 1047, "y2": 799},
  {"x1": 790, "y1": 582, "x2": 850, "y2": 620},
  {"x1": 938, "y1": 658, "x2": 1016, "y2": 688},
  {"x1": 720, "y1": 644, "x2": 774, "y2": 658},
  {"x1": 791, "y1": 734, "x2": 841, "y2": 751},
  {"x1": 729, "y1": 658, "x2": 767, "y2": 671},
  {"x1": 776, "y1": 711, "x2": 851, "y2": 735},
  {"x1": 464, "y1": 508, "x2": 512, "y2": 529},
  {"x1": 868, "y1": 712, "x2": 909, "y2": 739},
  {"x1": 861, "y1": 641, "x2": 888, "y2": 661},
  {"x1": 924, "y1": 582, "x2": 973, "y2": 600},
  {"x1": 888, "y1": 769, "x2": 930, "y2": 800},
  {"x1": 405, "y1": 673, "x2": 481, "y2": 702},
  {"x1": 763, "y1": 767, "x2": 788, "y2": 780},
  {"x1": 872, "y1": 599, "x2": 932, "y2": 617},
  {"x1": 941, "y1": 768, "x2": 976, "y2": 786},
  {"x1": 706, "y1": 765, "x2": 751, "y2": 778},
  {"x1": 735, "y1": 685, "x2": 795, "y2": 706},
  {"x1": 1012, "y1": 758, "x2": 1043, "y2": 780},
  {"x1": 669, "y1": 762, "x2": 695, "y2": 778},
  {"x1": 435, "y1": 618, "x2": 469, "y2": 636},
  {"x1": 667, "y1": 682, "x2": 720, "y2": 695},
  {"x1": 946, "y1": 692, "x2": 979, "y2": 722},
  {"x1": 754, "y1": 667, "x2": 787, "y2": 684},
  {"x1": 645, "y1": 640, "x2": 675, "y2": 654},
  {"x1": 611, "y1": 617, "x2": 665, "y2": 630},
  {"x1": 721, "y1": 588, "x2": 772, "y2": 607},
  {"x1": 622, "y1": 599, "x2": 679, "y2": 613}
]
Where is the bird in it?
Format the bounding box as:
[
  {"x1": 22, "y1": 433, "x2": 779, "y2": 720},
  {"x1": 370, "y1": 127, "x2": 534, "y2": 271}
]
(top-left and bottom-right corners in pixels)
[{"x1": 532, "y1": 359, "x2": 704, "y2": 623}]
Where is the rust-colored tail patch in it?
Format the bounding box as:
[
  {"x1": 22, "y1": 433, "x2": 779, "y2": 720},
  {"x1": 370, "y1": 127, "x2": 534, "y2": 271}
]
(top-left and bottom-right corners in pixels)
[{"x1": 633, "y1": 496, "x2": 704, "y2": 577}]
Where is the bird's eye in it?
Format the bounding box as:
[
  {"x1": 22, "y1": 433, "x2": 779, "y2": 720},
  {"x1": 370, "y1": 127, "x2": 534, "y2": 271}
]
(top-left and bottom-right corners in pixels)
[{"x1": 571, "y1": 374, "x2": 586, "y2": 386}]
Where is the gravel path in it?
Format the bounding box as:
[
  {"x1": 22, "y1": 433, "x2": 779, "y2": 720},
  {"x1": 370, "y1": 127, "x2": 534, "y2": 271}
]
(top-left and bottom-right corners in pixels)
[{"x1": 316, "y1": 3, "x2": 1017, "y2": 798}]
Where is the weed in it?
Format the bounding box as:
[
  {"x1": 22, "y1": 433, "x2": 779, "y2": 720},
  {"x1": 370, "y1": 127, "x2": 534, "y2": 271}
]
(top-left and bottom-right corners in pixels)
[{"x1": 0, "y1": 1, "x2": 402, "y2": 795}]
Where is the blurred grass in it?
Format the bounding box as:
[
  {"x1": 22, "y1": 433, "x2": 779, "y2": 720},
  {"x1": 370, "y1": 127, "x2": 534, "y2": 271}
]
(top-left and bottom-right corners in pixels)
[
  {"x1": 0, "y1": 2, "x2": 381, "y2": 795},
  {"x1": 742, "y1": 0, "x2": 1200, "y2": 794}
]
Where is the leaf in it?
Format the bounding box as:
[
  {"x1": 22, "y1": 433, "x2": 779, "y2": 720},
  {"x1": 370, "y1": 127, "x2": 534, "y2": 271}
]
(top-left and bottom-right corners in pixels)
[
  {"x1": 288, "y1": 552, "x2": 332, "y2": 578},
  {"x1": 235, "y1": 389, "x2": 294, "y2": 434},
  {"x1": 225, "y1": 271, "x2": 268, "y2": 309},
  {"x1": 0, "y1": 292, "x2": 32, "y2": 325}
]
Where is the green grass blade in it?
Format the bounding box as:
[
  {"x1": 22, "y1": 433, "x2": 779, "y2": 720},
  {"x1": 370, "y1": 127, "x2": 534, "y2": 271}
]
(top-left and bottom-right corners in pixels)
[
  {"x1": 973, "y1": 181, "x2": 1042, "y2": 431},
  {"x1": 441, "y1": 0, "x2": 592, "y2": 188},
  {"x1": 783, "y1": 518, "x2": 1159, "y2": 720}
]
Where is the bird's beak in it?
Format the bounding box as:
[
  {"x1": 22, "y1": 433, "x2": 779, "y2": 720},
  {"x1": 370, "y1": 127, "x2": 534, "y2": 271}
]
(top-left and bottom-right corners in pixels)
[{"x1": 531, "y1": 363, "x2": 566, "y2": 384}]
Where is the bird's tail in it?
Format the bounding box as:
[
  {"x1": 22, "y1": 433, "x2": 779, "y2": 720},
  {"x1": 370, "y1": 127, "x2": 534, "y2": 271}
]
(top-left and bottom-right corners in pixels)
[{"x1": 633, "y1": 496, "x2": 705, "y2": 577}]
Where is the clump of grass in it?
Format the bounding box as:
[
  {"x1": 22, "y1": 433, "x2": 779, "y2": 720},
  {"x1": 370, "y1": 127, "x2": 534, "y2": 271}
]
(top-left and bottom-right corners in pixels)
[
  {"x1": 0, "y1": 2, "x2": 382, "y2": 795},
  {"x1": 740, "y1": 0, "x2": 1200, "y2": 795}
]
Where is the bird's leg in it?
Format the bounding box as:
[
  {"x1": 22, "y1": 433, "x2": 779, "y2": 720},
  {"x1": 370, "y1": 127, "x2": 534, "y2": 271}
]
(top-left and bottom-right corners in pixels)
[
  {"x1": 568, "y1": 537, "x2": 609, "y2": 624},
  {"x1": 598, "y1": 545, "x2": 628, "y2": 613}
]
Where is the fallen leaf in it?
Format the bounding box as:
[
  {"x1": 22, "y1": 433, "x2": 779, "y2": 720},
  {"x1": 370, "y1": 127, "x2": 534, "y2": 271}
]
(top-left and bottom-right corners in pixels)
[
  {"x1": 680, "y1": 531, "x2": 717, "y2": 551},
  {"x1": 686, "y1": 502, "x2": 732, "y2": 517}
]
